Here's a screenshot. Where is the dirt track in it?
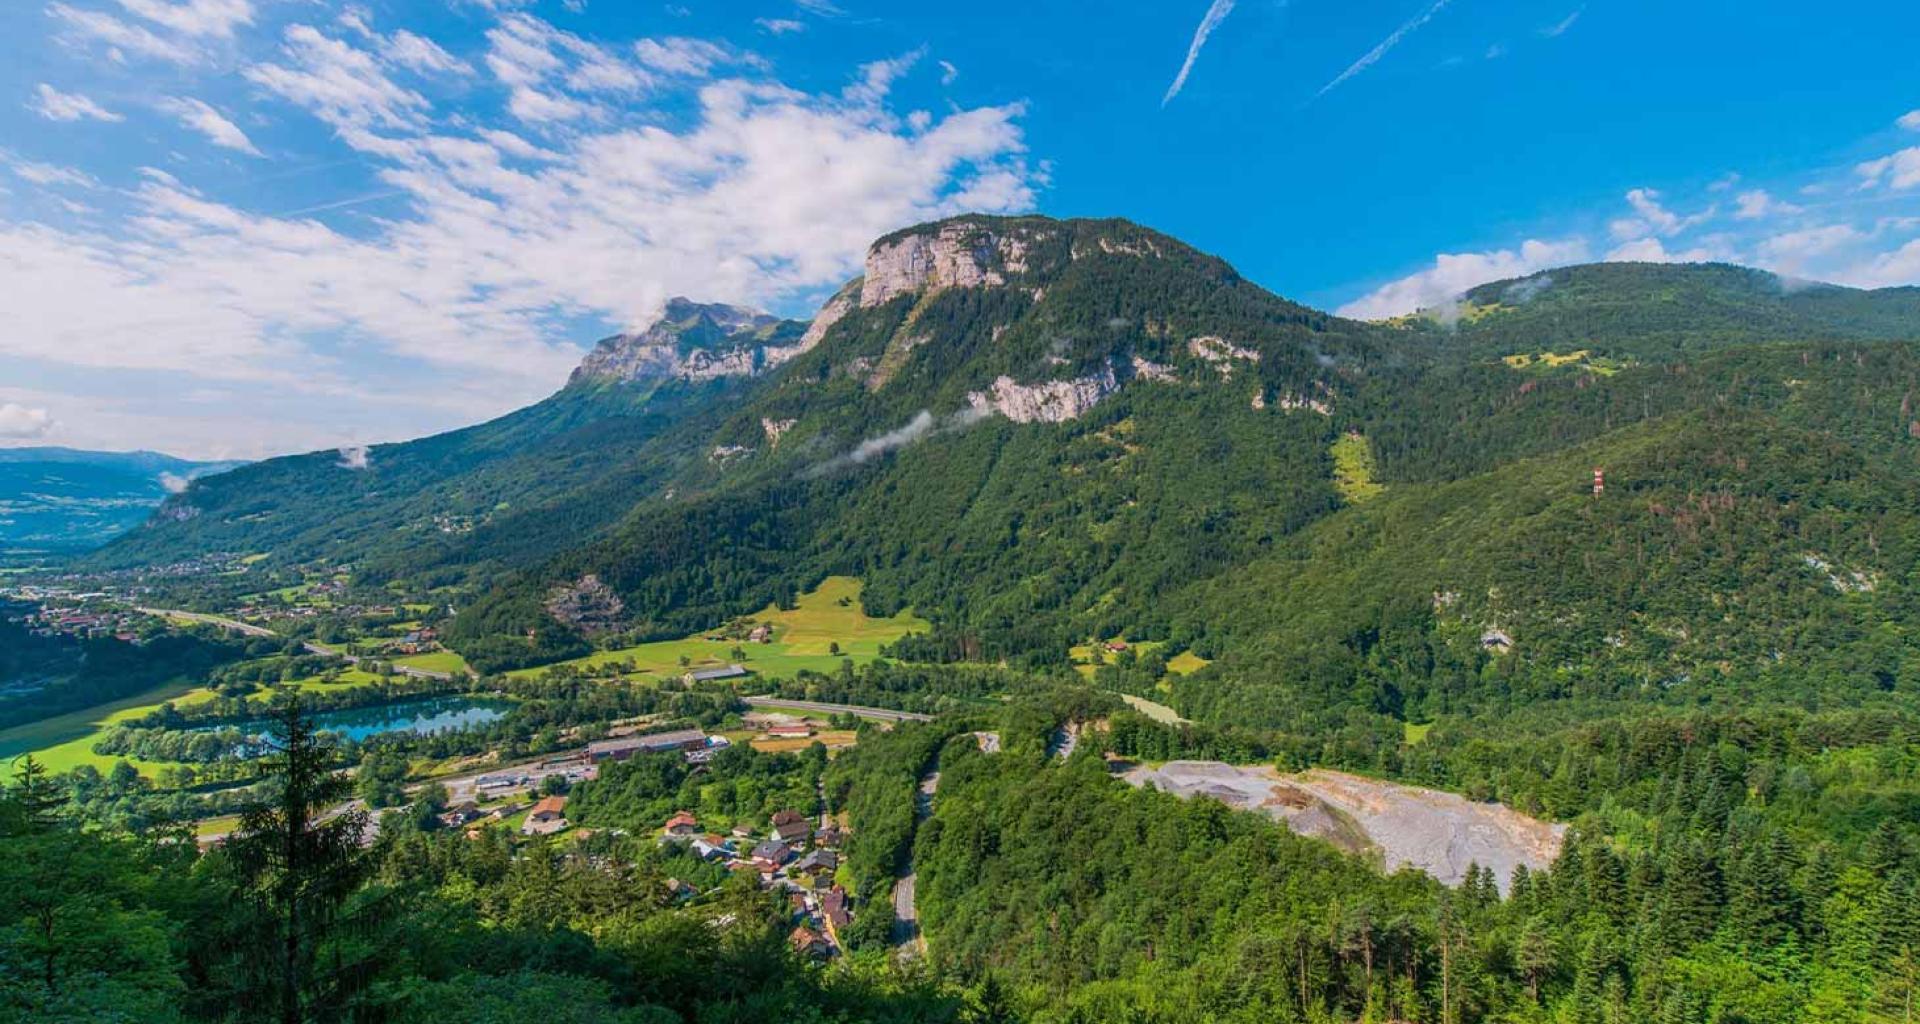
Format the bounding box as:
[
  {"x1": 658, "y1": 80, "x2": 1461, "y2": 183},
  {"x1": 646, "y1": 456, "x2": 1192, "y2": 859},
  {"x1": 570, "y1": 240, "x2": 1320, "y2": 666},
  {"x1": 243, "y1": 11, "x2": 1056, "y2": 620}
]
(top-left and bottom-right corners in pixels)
[{"x1": 1121, "y1": 761, "x2": 1564, "y2": 892}]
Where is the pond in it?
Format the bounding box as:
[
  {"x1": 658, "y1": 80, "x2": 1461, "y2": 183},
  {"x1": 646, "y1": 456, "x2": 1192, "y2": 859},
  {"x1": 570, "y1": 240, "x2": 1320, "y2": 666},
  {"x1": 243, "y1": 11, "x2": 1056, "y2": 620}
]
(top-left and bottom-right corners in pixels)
[{"x1": 193, "y1": 695, "x2": 512, "y2": 745}]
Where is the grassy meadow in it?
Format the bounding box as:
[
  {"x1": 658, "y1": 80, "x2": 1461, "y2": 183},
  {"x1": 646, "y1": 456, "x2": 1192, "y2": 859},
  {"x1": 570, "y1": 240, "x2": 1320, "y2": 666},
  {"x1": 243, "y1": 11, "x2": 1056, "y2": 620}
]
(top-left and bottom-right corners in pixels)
[{"x1": 510, "y1": 576, "x2": 925, "y2": 683}]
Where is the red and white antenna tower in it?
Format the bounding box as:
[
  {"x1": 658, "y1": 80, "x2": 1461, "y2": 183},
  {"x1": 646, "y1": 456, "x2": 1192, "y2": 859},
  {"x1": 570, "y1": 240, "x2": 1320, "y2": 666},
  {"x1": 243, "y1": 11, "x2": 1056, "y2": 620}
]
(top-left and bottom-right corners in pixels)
[{"x1": 1593, "y1": 467, "x2": 1605, "y2": 497}]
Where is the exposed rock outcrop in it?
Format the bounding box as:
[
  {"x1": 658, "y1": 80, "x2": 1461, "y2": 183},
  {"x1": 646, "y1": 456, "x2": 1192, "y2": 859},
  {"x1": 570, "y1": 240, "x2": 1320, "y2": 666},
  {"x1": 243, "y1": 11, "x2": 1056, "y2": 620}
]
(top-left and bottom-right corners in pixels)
[
  {"x1": 545, "y1": 574, "x2": 625, "y2": 635},
  {"x1": 571, "y1": 298, "x2": 811, "y2": 385},
  {"x1": 859, "y1": 221, "x2": 1044, "y2": 308},
  {"x1": 796, "y1": 279, "x2": 859, "y2": 351},
  {"x1": 761, "y1": 418, "x2": 798, "y2": 445},
  {"x1": 967, "y1": 364, "x2": 1120, "y2": 424}
]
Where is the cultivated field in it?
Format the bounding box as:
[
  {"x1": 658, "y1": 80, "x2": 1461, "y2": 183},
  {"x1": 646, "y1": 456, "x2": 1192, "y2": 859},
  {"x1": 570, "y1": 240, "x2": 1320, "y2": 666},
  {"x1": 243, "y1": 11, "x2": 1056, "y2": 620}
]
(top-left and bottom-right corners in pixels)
[{"x1": 0, "y1": 680, "x2": 218, "y2": 774}]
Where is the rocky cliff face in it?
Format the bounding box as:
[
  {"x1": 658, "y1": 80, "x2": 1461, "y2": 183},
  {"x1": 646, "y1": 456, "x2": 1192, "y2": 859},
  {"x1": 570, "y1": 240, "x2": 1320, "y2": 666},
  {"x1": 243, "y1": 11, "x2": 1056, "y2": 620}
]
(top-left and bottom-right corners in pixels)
[
  {"x1": 571, "y1": 298, "x2": 812, "y2": 385},
  {"x1": 858, "y1": 220, "x2": 1043, "y2": 308}
]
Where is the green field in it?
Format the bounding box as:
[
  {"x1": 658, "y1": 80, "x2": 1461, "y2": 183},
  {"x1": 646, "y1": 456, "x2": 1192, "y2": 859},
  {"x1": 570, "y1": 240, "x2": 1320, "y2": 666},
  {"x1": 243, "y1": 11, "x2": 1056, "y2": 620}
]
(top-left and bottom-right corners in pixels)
[
  {"x1": 511, "y1": 576, "x2": 925, "y2": 682},
  {"x1": 1069, "y1": 637, "x2": 1170, "y2": 678},
  {"x1": 393, "y1": 651, "x2": 471, "y2": 676},
  {"x1": 0, "y1": 680, "x2": 218, "y2": 775},
  {"x1": 280, "y1": 667, "x2": 388, "y2": 694},
  {"x1": 1165, "y1": 650, "x2": 1210, "y2": 675},
  {"x1": 1119, "y1": 693, "x2": 1189, "y2": 725}
]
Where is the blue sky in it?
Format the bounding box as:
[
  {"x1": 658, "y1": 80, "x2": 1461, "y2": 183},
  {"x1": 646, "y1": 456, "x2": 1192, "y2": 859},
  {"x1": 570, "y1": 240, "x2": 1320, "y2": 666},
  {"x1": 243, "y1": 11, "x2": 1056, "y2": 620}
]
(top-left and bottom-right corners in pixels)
[{"x1": 2, "y1": 0, "x2": 1918, "y2": 458}]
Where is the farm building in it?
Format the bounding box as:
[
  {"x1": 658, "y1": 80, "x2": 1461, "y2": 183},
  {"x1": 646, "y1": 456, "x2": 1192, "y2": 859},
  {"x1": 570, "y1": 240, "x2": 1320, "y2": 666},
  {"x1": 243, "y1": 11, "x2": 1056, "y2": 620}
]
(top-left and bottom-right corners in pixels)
[
  {"x1": 683, "y1": 664, "x2": 750, "y2": 684},
  {"x1": 588, "y1": 728, "x2": 709, "y2": 763}
]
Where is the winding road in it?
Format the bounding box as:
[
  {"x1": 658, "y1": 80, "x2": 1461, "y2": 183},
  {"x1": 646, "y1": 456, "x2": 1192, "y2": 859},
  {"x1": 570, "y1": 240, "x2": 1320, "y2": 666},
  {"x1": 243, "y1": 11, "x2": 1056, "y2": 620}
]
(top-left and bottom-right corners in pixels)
[{"x1": 891, "y1": 767, "x2": 939, "y2": 956}]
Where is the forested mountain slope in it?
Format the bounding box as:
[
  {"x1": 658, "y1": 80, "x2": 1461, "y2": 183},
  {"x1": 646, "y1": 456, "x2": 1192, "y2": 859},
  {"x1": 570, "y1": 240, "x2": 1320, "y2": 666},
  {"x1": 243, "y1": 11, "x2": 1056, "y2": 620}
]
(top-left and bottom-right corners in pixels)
[
  {"x1": 92, "y1": 301, "x2": 811, "y2": 572},
  {"x1": 1425, "y1": 261, "x2": 1920, "y2": 361},
  {"x1": 100, "y1": 216, "x2": 1920, "y2": 707}
]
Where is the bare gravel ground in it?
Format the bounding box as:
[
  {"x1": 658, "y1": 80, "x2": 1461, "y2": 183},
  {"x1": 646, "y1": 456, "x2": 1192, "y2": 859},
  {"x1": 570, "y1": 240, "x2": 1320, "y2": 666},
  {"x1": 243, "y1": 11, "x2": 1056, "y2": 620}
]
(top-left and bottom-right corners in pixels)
[{"x1": 1121, "y1": 760, "x2": 1564, "y2": 892}]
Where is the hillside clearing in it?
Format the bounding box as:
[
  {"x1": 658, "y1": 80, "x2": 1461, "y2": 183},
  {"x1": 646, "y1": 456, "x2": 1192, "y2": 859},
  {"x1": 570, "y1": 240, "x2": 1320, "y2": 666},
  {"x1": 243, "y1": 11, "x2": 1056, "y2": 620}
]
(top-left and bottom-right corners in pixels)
[{"x1": 511, "y1": 576, "x2": 925, "y2": 681}]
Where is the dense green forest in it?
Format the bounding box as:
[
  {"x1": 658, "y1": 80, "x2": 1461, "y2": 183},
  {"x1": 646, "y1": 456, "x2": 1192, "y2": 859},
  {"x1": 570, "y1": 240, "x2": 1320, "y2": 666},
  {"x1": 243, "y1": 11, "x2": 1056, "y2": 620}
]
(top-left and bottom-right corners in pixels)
[{"x1": 813, "y1": 693, "x2": 1920, "y2": 1024}]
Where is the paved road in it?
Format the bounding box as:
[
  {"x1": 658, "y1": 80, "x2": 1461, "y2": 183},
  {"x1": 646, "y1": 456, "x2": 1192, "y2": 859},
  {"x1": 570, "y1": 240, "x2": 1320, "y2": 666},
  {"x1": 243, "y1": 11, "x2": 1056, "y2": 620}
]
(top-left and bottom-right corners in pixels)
[
  {"x1": 891, "y1": 768, "x2": 939, "y2": 955},
  {"x1": 744, "y1": 697, "x2": 933, "y2": 723},
  {"x1": 139, "y1": 607, "x2": 277, "y2": 638}
]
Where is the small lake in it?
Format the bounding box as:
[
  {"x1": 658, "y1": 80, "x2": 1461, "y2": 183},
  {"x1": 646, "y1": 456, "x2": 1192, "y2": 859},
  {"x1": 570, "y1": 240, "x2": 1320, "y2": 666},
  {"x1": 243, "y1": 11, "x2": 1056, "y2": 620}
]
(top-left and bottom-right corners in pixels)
[{"x1": 193, "y1": 695, "x2": 512, "y2": 744}]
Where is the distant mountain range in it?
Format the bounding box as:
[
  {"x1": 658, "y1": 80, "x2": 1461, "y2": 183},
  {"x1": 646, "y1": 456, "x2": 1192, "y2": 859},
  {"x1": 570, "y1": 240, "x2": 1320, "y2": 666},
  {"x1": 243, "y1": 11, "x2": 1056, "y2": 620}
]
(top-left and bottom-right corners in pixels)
[
  {"x1": 96, "y1": 214, "x2": 1920, "y2": 732},
  {"x1": 0, "y1": 447, "x2": 244, "y2": 552}
]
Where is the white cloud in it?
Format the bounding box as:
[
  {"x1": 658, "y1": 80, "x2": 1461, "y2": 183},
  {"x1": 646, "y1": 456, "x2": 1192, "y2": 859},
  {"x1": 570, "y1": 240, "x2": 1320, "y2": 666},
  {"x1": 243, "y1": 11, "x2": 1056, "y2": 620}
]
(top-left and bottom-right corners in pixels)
[
  {"x1": 0, "y1": 17, "x2": 1040, "y2": 453},
  {"x1": 10, "y1": 160, "x2": 99, "y2": 189},
  {"x1": 1756, "y1": 224, "x2": 1863, "y2": 270},
  {"x1": 634, "y1": 37, "x2": 737, "y2": 77},
  {"x1": 1834, "y1": 237, "x2": 1920, "y2": 288},
  {"x1": 1605, "y1": 236, "x2": 1719, "y2": 263},
  {"x1": 755, "y1": 18, "x2": 804, "y2": 35},
  {"x1": 1733, "y1": 188, "x2": 1800, "y2": 220},
  {"x1": 160, "y1": 96, "x2": 263, "y2": 156},
  {"x1": 1609, "y1": 187, "x2": 1712, "y2": 240},
  {"x1": 1317, "y1": 0, "x2": 1452, "y2": 99},
  {"x1": 48, "y1": 3, "x2": 197, "y2": 63},
  {"x1": 1857, "y1": 146, "x2": 1920, "y2": 191},
  {"x1": 335, "y1": 444, "x2": 370, "y2": 469},
  {"x1": 1336, "y1": 237, "x2": 1590, "y2": 320},
  {"x1": 1898, "y1": 109, "x2": 1920, "y2": 132},
  {"x1": 113, "y1": 0, "x2": 253, "y2": 38},
  {"x1": 385, "y1": 30, "x2": 470, "y2": 75},
  {"x1": 28, "y1": 83, "x2": 124, "y2": 123},
  {"x1": 1163, "y1": 0, "x2": 1235, "y2": 106},
  {"x1": 0, "y1": 403, "x2": 56, "y2": 439},
  {"x1": 939, "y1": 60, "x2": 958, "y2": 86},
  {"x1": 244, "y1": 25, "x2": 431, "y2": 132}
]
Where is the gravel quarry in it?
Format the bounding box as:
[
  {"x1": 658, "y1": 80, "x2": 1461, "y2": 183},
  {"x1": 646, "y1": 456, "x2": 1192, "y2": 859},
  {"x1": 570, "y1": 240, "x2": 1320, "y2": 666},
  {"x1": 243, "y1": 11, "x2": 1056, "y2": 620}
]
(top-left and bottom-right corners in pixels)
[{"x1": 1120, "y1": 761, "x2": 1564, "y2": 891}]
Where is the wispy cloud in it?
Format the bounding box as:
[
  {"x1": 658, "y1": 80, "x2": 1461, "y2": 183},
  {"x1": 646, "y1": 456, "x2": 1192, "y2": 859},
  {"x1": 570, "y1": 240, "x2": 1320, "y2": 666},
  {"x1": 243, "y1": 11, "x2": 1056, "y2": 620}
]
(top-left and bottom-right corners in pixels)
[
  {"x1": 1316, "y1": 0, "x2": 1452, "y2": 99},
  {"x1": 0, "y1": 13, "x2": 1042, "y2": 456},
  {"x1": 159, "y1": 96, "x2": 264, "y2": 156},
  {"x1": 1163, "y1": 0, "x2": 1235, "y2": 106},
  {"x1": 29, "y1": 83, "x2": 124, "y2": 123},
  {"x1": 1541, "y1": 8, "x2": 1582, "y2": 38}
]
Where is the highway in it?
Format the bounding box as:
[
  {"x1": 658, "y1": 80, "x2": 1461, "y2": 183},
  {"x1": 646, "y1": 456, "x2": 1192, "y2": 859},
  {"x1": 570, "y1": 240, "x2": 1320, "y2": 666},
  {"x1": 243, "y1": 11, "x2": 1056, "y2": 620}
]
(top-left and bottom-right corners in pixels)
[{"x1": 137, "y1": 607, "x2": 277, "y2": 638}]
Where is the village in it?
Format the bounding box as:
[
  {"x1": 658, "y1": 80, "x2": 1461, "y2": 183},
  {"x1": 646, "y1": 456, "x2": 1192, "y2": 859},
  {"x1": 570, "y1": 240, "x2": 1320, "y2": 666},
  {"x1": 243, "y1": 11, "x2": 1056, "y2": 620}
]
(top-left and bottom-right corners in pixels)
[{"x1": 404, "y1": 715, "x2": 862, "y2": 960}]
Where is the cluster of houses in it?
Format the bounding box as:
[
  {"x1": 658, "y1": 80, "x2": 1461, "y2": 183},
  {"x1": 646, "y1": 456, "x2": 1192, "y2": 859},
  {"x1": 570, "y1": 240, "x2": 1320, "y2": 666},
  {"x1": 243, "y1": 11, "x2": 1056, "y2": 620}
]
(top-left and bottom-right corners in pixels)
[
  {"x1": 387, "y1": 626, "x2": 440, "y2": 657},
  {"x1": 12, "y1": 606, "x2": 143, "y2": 641},
  {"x1": 659, "y1": 806, "x2": 852, "y2": 959}
]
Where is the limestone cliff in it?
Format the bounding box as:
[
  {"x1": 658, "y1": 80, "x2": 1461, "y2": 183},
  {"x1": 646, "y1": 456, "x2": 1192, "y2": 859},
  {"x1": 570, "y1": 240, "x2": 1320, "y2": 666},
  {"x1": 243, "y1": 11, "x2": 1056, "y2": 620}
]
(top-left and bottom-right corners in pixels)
[{"x1": 570, "y1": 298, "x2": 811, "y2": 385}]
